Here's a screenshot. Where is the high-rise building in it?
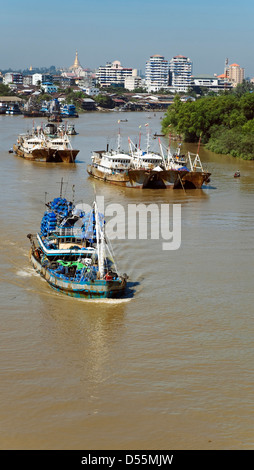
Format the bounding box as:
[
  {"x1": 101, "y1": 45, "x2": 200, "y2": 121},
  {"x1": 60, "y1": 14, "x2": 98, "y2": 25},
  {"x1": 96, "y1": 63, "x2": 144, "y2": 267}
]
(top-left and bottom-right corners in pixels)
[
  {"x1": 169, "y1": 55, "x2": 192, "y2": 93},
  {"x1": 224, "y1": 60, "x2": 244, "y2": 86},
  {"x1": 145, "y1": 55, "x2": 169, "y2": 91},
  {"x1": 96, "y1": 60, "x2": 133, "y2": 87}
]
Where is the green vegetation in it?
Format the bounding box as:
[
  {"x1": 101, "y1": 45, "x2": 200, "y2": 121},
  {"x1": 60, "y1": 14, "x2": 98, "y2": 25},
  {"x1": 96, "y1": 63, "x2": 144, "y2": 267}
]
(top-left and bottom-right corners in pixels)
[
  {"x1": 0, "y1": 83, "x2": 16, "y2": 96},
  {"x1": 94, "y1": 94, "x2": 114, "y2": 109},
  {"x1": 162, "y1": 84, "x2": 254, "y2": 160}
]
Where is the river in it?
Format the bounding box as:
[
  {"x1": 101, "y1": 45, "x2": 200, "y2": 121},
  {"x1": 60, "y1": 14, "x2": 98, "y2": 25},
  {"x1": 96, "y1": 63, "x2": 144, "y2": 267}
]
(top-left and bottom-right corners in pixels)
[{"x1": 0, "y1": 111, "x2": 253, "y2": 450}]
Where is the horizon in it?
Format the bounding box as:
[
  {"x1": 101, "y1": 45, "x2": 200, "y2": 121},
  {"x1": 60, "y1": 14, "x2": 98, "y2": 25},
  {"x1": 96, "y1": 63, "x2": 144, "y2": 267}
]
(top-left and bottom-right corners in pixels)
[{"x1": 1, "y1": 0, "x2": 254, "y2": 78}]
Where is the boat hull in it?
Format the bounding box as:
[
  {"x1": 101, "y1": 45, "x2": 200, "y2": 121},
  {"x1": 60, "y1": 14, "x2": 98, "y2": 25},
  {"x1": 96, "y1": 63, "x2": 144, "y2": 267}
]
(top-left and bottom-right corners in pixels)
[
  {"x1": 87, "y1": 164, "x2": 210, "y2": 189},
  {"x1": 13, "y1": 144, "x2": 78, "y2": 163},
  {"x1": 29, "y1": 250, "x2": 126, "y2": 298}
]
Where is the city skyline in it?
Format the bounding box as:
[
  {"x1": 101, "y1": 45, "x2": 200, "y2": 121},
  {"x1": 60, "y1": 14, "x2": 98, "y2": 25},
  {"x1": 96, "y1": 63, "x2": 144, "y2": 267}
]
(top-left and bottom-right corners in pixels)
[{"x1": 1, "y1": 0, "x2": 254, "y2": 77}]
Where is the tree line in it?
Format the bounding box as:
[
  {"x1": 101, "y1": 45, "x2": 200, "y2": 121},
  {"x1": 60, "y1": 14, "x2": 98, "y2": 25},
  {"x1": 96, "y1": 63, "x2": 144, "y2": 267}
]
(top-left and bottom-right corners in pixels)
[{"x1": 161, "y1": 85, "x2": 254, "y2": 160}]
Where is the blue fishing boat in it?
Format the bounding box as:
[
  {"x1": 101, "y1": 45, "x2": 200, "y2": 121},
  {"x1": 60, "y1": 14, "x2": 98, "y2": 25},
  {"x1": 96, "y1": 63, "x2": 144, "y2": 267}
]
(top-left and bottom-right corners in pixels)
[
  {"x1": 27, "y1": 193, "x2": 127, "y2": 298},
  {"x1": 60, "y1": 104, "x2": 78, "y2": 117}
]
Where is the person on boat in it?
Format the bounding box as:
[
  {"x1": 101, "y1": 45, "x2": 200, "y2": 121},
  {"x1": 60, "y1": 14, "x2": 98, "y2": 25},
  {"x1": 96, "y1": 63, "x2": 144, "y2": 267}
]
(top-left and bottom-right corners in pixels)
[{"x1": 105, "y1": 271, "x2": 113, "y2": 281}]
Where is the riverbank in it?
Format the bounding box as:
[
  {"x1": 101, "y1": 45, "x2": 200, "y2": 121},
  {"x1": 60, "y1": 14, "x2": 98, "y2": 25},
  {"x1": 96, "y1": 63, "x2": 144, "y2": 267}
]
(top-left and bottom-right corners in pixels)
[{"x1": 161, "y1": 92, "x2": 254, "y2": 161}]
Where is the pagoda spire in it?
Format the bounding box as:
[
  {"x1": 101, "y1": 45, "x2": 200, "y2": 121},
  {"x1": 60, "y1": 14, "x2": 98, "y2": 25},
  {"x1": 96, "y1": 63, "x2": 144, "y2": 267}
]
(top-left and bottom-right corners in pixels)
[{"x1": 70, "y1": 50, "x2": 81, "y2": 69}]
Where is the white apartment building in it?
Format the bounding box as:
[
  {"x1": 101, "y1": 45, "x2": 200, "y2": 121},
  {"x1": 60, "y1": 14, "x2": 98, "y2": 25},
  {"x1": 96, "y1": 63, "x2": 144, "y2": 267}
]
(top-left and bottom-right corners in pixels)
[
  {"x1": 192, "y1": 75, "x2": 233, "y2": 93},
  {"x1": 81, "y1": 86, "x2": 100, "y2": 96},
  {"x1": 145, "y1": 55, "x2": 169, "y2": 92},
  {"x1": 96, "y1": 60, "x2": 133, "y2": 87},
  {"x1": 169, "y1": 55, "x2": 193, "y2": 93},
  {"x1": 32, "y1": 73, "x2": 53, "y2": 86},
  {"x1": 124, "y1": 69, "x2": 142, "y2": 91}
]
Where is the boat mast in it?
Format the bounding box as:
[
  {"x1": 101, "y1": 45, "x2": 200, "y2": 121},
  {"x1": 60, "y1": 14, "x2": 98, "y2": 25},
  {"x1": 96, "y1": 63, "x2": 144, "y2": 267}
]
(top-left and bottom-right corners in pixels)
[
  {"x1": 117, "y1": 128, "x2": 121, "y2": 152},
  {"x1": 94, "y1": 201, "x2": 104, "y2": 279},
  {"x1": 145, "y1": 123, "x2": 150, "y2": 153}
]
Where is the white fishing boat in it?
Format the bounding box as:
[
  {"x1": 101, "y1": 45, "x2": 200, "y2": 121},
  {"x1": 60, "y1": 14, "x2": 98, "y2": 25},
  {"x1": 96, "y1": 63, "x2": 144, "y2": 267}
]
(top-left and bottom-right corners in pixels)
[{"x1": 13, "y1": 127, "x2": 79, "y2": 163}]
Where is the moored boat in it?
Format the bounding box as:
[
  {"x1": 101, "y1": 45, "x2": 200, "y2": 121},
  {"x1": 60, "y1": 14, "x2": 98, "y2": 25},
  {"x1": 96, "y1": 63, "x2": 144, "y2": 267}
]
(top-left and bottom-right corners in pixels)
[
  {"x1": 158, "y1": 140, "x2": 211, "y2": 189},
  {"x1": 27, "y1": 193, "x2": 127, "y2": 298},
  {"x1": 13, "y1": 128, "x2": 79, "y2": 163},
  {"x1": 87, "y1": 130, "x2": 210, "y2": 189}
]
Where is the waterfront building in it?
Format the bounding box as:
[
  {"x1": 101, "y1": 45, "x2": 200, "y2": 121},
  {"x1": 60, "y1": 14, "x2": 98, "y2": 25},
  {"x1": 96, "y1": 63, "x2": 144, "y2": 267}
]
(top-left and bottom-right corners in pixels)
[
  {"x1": 145, "y1": 55, "x2": 169, "y2": 92},
  {"x1": 96, "y1": 60, "x2": 133, "y2": 87},
  {"x1": 169, "y1": 55, "x2": 192, "y2": 93}
]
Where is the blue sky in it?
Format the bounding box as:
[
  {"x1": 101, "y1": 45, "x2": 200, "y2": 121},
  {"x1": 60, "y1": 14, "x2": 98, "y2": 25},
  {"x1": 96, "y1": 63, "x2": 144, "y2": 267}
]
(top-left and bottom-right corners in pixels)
[{"x1": 1, "y1": 0, "x2": 254, "y2": 77}]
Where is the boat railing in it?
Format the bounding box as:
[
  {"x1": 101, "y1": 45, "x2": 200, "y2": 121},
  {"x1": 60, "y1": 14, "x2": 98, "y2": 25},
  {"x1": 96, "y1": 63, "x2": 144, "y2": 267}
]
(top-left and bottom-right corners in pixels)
[
  {"x1": 55, "y1": 227, "x2": 85, "y2": 237},
  {"x1": 187, "y1": 152, "x2": 204, "y2": 172}
]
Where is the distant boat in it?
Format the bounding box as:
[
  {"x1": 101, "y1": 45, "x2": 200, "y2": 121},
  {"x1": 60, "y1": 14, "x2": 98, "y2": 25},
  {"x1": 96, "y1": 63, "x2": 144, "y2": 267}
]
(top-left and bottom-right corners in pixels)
[
  {"x1": 60, "y1": 104, "x2": 79, "y2": 118},
  {"x1": 23, "y1": 110, "x2": 45, "y2": 118},
  {"x1": 153, "y1": 132, "x2": 165, "y2": 138},
  {"x1": 48, "y1": 113, "x2": 62, "y2": 123},
  {"x1": 66, "y1": 123, "x2": 78, "y2": 135},
  {"x1": 5, "y1": 104, "x2": 21, "y2": 115},
  {"x1": 234, "y1": 170, "x2": 240, "y2": 178},
  {"x1": 27, "y1": 193, "x2": 127, "y2": 298}
]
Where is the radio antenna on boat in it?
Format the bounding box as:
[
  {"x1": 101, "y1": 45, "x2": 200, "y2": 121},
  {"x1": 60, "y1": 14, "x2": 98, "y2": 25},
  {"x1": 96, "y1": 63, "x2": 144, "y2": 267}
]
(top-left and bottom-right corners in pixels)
[
  {"x1": 57, "y1": 177, "x2": 67, "y2": 198},
  {"x1": 72, "y1": 184, "x2": 75, "y2": 203}
]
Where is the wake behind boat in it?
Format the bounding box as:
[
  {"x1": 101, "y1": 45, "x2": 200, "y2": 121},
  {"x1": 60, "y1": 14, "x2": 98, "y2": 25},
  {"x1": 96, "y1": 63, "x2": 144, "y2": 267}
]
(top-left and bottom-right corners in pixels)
[{"x1": 27, "y1": 191, "x2": 127, "y2": 298}]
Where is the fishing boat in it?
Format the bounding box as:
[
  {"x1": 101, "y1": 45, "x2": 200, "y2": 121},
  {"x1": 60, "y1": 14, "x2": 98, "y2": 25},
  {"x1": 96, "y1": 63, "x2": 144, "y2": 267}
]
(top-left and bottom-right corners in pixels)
[
  {"x1": 5, "y1": 104, "x2": 22, "y2": 115},
  {"x1": 47, "y1": 134, "x2": 79, "y2": 163},
  {"x1": 13, "y1": 128, "x2": 79, "y2": 163},
  {"x1": 158, "y1": 139, "x2": 211, "y2": 189},
  {"x1": 66, "y1": 124, "x2": 78, "y2": 135},
  {"x1": 234, "y1": 170, "x2": 240, "y2": 178},
  {"x1": 27, "y1": 191, "x2": 127, "y2": 298},
  {"x1": 61, "y1": 104, "x2": 78, "y2": 118},
  {"x1": 13, "y1": 131, "x2": 50, "y2": 161},
  {"x1": 88, "y1": 127, "x2": 210, "y2": 189},
  {"x1": 87, "y1": 131, "x2": 171, "y2": 188}
]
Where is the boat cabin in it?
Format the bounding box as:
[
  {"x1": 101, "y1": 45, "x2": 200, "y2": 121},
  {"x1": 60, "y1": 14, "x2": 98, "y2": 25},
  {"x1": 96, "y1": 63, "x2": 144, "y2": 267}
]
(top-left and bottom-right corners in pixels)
[
  {"x1": 131, "y1": 152, "x2": 163, "y2": 169},
  {"x1": 92, "y1": 151, "x2": 132, "y2": 173}
]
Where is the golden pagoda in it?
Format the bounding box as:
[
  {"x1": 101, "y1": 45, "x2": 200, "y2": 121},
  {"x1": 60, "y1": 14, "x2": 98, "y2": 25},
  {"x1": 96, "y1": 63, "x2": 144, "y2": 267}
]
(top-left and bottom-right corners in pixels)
[{"x1": 69, "y1": 50, "x2": 81, "y2": 70}]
